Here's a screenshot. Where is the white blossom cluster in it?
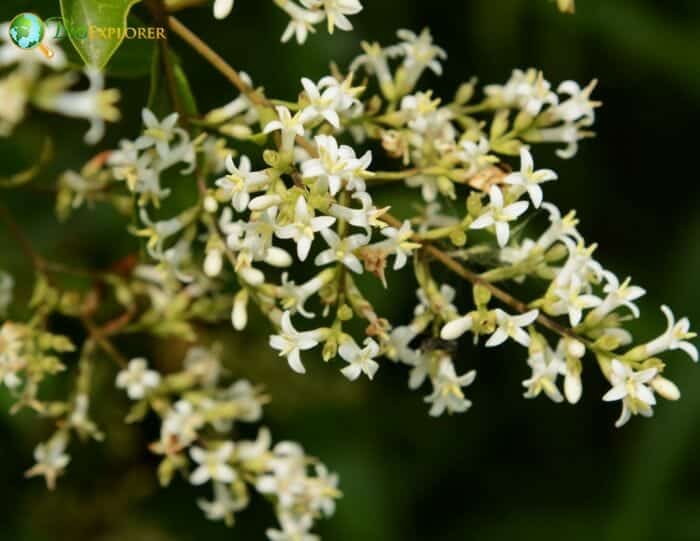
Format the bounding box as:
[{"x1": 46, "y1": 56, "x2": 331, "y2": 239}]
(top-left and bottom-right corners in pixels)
[
  {"x1": 115, "y1": 346, "x2": 339, "y2": 539},
  {"x1": 212, "y1": 0, "x2": 363, "y2": 44},
  {"x1": 0, "y1": 5, "x2": 696, "y2": 541},
  {"x1": 56, "y1": 25, "x2": 691, "y2": 433},
  {"x1": 0, "y1": 22, "x2": 120, "y2": 143}
]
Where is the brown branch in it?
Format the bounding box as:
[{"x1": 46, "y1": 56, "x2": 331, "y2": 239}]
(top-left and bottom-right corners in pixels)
[
  {"x1": 168, "y1": 16, "x2": 268, "y2": 107},
  {"x1": 0, "y1": 204, "x2": 46, "y2": 272}
]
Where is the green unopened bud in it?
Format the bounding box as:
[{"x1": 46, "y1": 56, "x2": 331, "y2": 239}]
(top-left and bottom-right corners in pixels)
[
  {"x1": 454, "y1": 79, "x2": 476, "y2": 105},
  {"x1": 473, "y1": 284, "x2": 491, "y2": 307},
  {"x1": 467, "y1": 191, "x2": 483, "y2": 218},
  {"x1": 545, "y1": 243, "x2": 569, "y2": 262},
  {"x1": 450, "y1": 229, "x2": 467, "y2": 247},
  {"x1": 437, "y1": 176, "x2": 456, "y2": 199},
  {"x1": 263, "y1": 149, "x2": 280, "y2": 168},
  {"x1": 338, "y1": 304, "x2": 353, "y2": 321},
  {"x1": 595, "y1": 334, "x2": 623, "y2": 352},
  {"x1": 322, "y1": 337, "x2": 338, "y2": 362}
]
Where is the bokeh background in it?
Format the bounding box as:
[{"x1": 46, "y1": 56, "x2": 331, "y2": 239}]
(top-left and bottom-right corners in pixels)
[{"x1": 2, "y1": 0, "x2": 700, "y2": 540}]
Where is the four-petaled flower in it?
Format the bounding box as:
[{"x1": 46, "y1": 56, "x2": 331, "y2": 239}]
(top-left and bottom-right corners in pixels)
[
  {"x1": 486, "y1": 309, "x2": 539, "y2": 348},
  {"x1": 269, "y1": 311, "x2": 321, "y2": 374},
  {"x1": 190, "y1": 442, "x2": 237, "y2": 485},
  {"x1": 276, "y1": 195, "x2": 336, "y2": 261},
  {"x1": 338, "y1": 337, "x2": 380, "y2": 381},
  {"x1": 602, "y1": 359, "x2": 657, "y2": 428},
  {"x1": 116, "y1": 357, "x2": 161, "y2": 400},
  {"x1": 470, "y1": 186, "x2": 529, "y2": 247},
  {"x1": 504, "y1": 147, "x2": 557, "y2": 208}
]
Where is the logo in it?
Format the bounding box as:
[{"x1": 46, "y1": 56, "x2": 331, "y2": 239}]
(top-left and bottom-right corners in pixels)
[
  {"x1": 8, "y1": 12, "x2": 54, "y2": 58},
  {"x1": 8, "y1": 12, "x2": 166, "y2": 61}
]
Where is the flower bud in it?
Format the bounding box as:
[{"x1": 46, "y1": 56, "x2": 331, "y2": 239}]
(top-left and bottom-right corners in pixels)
[
  {"x1": 440, "y1": 314, "x2": 473, "y2": 340},
  {"x1": 566, "y1": 339, "x2": 586, "y2": 359},
  {"x1": 564, "y1": 372, "x2": 582, "y2": 404},
  {"x1": 264, "y1": 247, "x2": 292, "y2": 268},
  {"x1": 473, "y1": 284, "x2": 491, "y2": 307},
  {"x1": 232, "y1": 289, "x2": 248, "y2": 331},
  {"x1": 204, "y1": 249, "x2": 223, "y2": 277},
  {"x1": 651, "y1": 376, "x2": 680, "y2": 401},
  {"x1": 248, "y1": 195, "x2": 281, "y2": 211},
  {"x1": 239, "y1": 266, "x2": 264, "y2": 286},
  {"x1": 204, "y1": 195, "x2": 218, "y2": 213}
]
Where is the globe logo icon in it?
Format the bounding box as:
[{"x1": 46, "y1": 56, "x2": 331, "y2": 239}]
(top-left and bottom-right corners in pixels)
[{"x1": 8, "y1": 13, "x2": 54, "y2": 58}]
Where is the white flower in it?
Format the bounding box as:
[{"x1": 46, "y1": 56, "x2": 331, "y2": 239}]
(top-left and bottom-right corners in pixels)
[
  {"x1": 278, "y1": 2, "x2": 324, "y2": 44},
  {"x1": 642, "y1": 305, "x2": 698, "y2": 362},
  {"x1": 35, "y1": 68, "x2": 120, "y2": 144},
  {"x1": 190, "y1": 442, "x2": 237, "y2": 485},
  {"x1": 198, "y1": 482, "x2": 246, "y2": 526},
  {"x1": 534, "y1": 120, "x2": 592, "y2": 159},
  {"x1": 314, "y1": 229, "x2": 368, "y2": 273},
  {"x1": 25, "y1": 432, "x2": 70, "y2": 490},
  {"x1": 269, "y1": 311, "x2": 320, "y2": 374},
  {"x1": 267, "y1": 514, "x2": 319, "y2": 541},
  {"x1": 387, "y1": 326, "x2": 420, "y2": 365},
  {"x1": 301, "y1": 134, "x2": 371, "y2": 195},
  {"x1": 484, "y1": 68, "x2": 558, "y2": 116},
  {"x1": 329, "y1": 192, "x2": 388, "y2": 234},
  {"x1": 216, "y1": 155, "x2": 270, "y2": 212},
  {"x1": 555, "y1": 79, "x2": 599, "y2": 124},
  {"x1": 550, "y1": 275, "x2": 602, "y2": 327},
  {"x1": 213, "y1": 0, "x2": 235, "y2": 19},
  {"x1": 0, "y1": 322, "x2": 24, "y2": 389},
  {"x1": 300, "y1": 77, "x2": 342, "y2": 128},
  {"x1": 237, "y1": 427, "x2": 272, "y2": 464},
  {"x1": 504, "y1": 147, "x2": 557, "y2": 208},
  {"x1": 390, "y1": 28, "x2": 447, "y2": 94},
  {"x1": 161, "y1": 400, "x2": 205, "y2": 450},
  {"x1": 586, "y1": 271, "x2": 645, "y2": 324},
  {"x1": 470, "y1": 186, "x2": 529, "y2": 247},
  {"x1": 602, "y1": 360, "x2": 657, "y2": 428},
  {"x1": 264, "y1": 106, "x2": 306, "y2": 153},
  {"x1": 459, "y1": 137, "x2": 494, "y2": 176},
  {"x1": 184, "y1": 346, "x2": 223, "y2": 387},
  {"x1": 339, "y1": 338, "x2": 380, "y2": 381},
  {"x1": 135, "y1": 109, "x2": 180, "y2": 158},
  {"x1": 486, "y1": 309, "x2": 539, "y2": 348},
  {"x1": 276, "y1": 196, "x2": 336, "y2": 261},
  {"x1": 375, "y1": 220, "x2": 421, "y2": 270},
  {"x1": 522, "y1": 346, "x2": 564, "y2": 403},
  {"x1": 424, "y1": 358, "x2": 476, "y2": 416},
  {"x1": 301, "y1": 0, "x2": 363, "y2": 34},
  {"x1": 116, "y1": 357, "x2": 161, "y2": 400}
]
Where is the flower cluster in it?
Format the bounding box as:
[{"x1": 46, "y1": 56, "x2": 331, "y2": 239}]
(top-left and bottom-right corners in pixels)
[
  {"x1": 0, "y1": 5, "x2": 695, "y2": 541},
  {"x1": 117, "y1": 346, "x2": 339, "y2": 538},
  {"x1": 212, "y1": 0, "x2": 364, "y2": 44}
]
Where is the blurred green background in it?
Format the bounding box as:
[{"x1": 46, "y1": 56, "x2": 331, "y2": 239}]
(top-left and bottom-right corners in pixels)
[{"x1": 2, "y1": 0, "x2": 700, "y2": 540}]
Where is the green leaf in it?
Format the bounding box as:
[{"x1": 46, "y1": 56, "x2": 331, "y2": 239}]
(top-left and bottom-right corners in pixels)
[
  {"x1": 147, "y1": 47, "x2": 199, "y2": 118},
  {"x1": 59, "y1": 0, "x2": 142, "y2": 69}
]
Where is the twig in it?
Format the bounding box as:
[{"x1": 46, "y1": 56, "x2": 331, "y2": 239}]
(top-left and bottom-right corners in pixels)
[{"x1": 0, "y1": 204, "x2": 46, "y2": 272}]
